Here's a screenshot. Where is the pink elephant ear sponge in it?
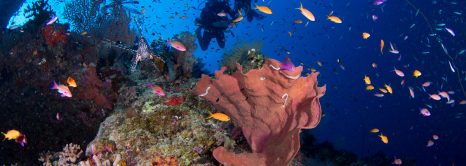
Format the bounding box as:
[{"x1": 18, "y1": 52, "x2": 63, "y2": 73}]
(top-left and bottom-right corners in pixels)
[{"x1": 194, "y1": 58, "x2": 326, "y2": 166}]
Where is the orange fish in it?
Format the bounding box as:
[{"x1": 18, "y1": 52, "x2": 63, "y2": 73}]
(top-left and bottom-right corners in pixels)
[
  {"x1": 379, "y1": 88, "x2": 388, "y2": 94},
  {"x1": 294, "y1": 19, "x2": 303, "y2": 24},
  {"x1": 362, "y1": 32, "x2": 371, "y2": 39},
  {"x1": 364, "y1": 75, "x2": 371, "y2": 85},
  {"x1": 255, "y1": 4, "x2": 272, "y2": 14},
  {"x1": 207, "y1": 112, "x2": 230, "y2": 122},
  {"x1": 380, "y1": 39, "x2": 385, "y2": 54},
  {"x1": 67, "y1": 76, "x2": 77, "y2": 87},
  {"x1": 366, "y1": 85, "x2": 375, "y2": 91},
  {"x1": 327, "y1": 15, "x2": 342, "y2": 23},
  {"x1": 413, "y1": 70, "x2": 422, "y2": 78},
  {"x1": 296, "y1": 3, "x2": 315, "y2": 21},
  {"x1": 379, "y1": 133, "x2": 389, "y2": 144},
  {"x1": 370, "y1": 128, "x2": 379, "y2": 133},
  {"x1": 384, "y1": 84, "x2": 393, "y2": 94}
]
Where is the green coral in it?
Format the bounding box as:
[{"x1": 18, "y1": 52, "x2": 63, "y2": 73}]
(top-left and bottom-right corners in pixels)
[{"x1": 221, "y1": 41, "x2": 265, "y2": 73}]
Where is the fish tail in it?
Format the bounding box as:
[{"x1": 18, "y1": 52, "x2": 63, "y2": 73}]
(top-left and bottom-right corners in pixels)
[
  {"x1": 50, "y1": 81, "x2": 58, "y2": 90},
  {"x1": 296, "y1": 2, "x2": 303, "y2": 10}
]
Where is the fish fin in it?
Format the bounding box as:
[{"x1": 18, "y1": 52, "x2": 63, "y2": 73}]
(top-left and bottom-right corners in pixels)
[{"x1": 50, "y1": 81, "x2": 58, "y2": 90}]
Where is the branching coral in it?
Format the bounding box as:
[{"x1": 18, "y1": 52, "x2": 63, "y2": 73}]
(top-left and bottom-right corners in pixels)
[
  {"x1": 58, "y1": 143, "x2": 84, "y2": 165},
  {"x1": 194, "y1": 58, "x2": 326, "y2": 166}
]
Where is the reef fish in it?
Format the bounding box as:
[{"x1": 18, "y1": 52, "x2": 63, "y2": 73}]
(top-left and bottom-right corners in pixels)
[
  {"x1": 327, "y1": 15, "x2": 342, "y2": 23},
  {"x1": 147, "y1": 84, "x2": 166, "y2": 97},
  {"x1": 408, "y1": 87, "x2": 415, "y2": 98},
  {"x1": 370, "y1": 128, "x2": 379, "y2": 133},
  {"x1": 392, "y1": 158, "x2": 402, "y2": 165},
  {"x1": 413, "y1": 70, "x2": 422, "y2": 78},
  {"x1": 296, "y1": 3, "x2": 315, "y2": 21},
  {"x1": 380, "y1": 39, "x2": 384, "y2": 54},
  {"x1": 280, "y1": 56, "x2": 296, "y2": 72},
  {"x1": 67, "y1": 76, "x2": 77, "y2": 87},
  {"x1": 167, "y1": 40, "x2": 186, "y2": 51},
  {"x1": 373, "y1": 0, "x2": 387, "y2": 5},
  {"x1": 393, "y1": 67, "x2": 405, "y2": 77},
  {"x1": 426, "y1": 140, "x2": 434, "y2": 147},
  {"x1": 2, "y1": 130, "x2": 26, "y2": 147},
  {"x1": 429, "y1": 94, "x2": 441, "y2": 100},
  {"x1": 389, "y1": 42, "x2": 399, "y2": 54},
  {"x1": 255, "y1": 4, "x2": 272, "y2": 14},
  {"x1": 420, "y1": 108, "x2": 431, "y2": 116},
  {"x1": 45, "y1": 16, "x2": 58, "y2": 25},
  {"x1": 2, "y1": 130, "x2": 21, "y2": 140},
  {"x1": 362, "y1": 32, "x2": 370, "y2": 39},
  {"x1": 364, "y1": 75, "x2": 371, "y2": 85},
  {"x1": 379, "y1": 133, "x2": 388, "y2": 144},
  {"x1": 384, "y1": 84, "x2": 393, "y2": 94},
  {"x1": 51, "y1": 81, "x2": 72, "y2": 97},
  {"x1": 207, "y1": 112, "x2": 230, "y2": 122},
  {"x1": 366, "y1": 85, "x2": 375, "y2": 91}
]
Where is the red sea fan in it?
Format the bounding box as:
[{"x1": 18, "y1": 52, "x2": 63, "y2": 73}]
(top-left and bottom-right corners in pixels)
[
  {"x1": 76, "y1": 64, "x2": 113, "y2": 110},
  {"x1": 194, "y1": 58, "x2": 326, "y2": 166},
  {"x1": 41, "y1": 25, "x2": 68, "y2": 46}
]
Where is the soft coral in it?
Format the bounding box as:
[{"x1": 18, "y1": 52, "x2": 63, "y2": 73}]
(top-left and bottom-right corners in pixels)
[{"x1": 41, "y1": 25, "x2": 67, "y2": 46}]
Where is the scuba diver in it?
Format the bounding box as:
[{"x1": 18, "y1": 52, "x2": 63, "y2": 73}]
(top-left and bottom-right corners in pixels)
[
  {"x1": 234, "y1": 0, "x2": 263, "y2": 22},
  {"x1": 195, "y1": 0, "x2": 236, "y2": 51}
]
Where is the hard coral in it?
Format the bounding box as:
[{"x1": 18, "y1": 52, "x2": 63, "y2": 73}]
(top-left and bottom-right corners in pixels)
[
  {"x1": 41, "y1": 25, "x2": 68, "y2": 46},
  {"x1": 194, "y1": 58, "x2": 326, "y2": 166}
]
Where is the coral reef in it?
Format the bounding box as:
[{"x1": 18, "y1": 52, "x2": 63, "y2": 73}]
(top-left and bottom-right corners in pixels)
[
  {"x1": 221, "y1": 42, "x2": 265, "y2": 73},
  {"x1": 41, "y1": 25, "x2": 68, "y2": 46},
  {"x1": 0, "y1": 4, "x2": 127, "y2": 164},
  {"x1": 76, "y1": 63, "x2": 114, "y2": 110},
  {"x1": 82, "y1": 80, "x2": 235, "y2": 165},
  {"x1": 155, "y1": 32, "x2": 198, "y2": 81},
  {"x1": 194, "y1": 58, "x2": 326, "y2": 165}
]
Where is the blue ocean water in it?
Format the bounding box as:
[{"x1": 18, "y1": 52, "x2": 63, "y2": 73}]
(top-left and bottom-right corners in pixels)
[{"x1": 2, "y1": 0, "x2": 466, "y2": 165}]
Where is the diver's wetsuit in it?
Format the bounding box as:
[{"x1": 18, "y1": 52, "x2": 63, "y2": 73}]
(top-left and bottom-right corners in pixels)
[
  {"x1": 196, "y1": 0, "x2": 236, "y2": 51},
  {"x1": 234, "y1": 0, "x2": 263, "y2": 22}
]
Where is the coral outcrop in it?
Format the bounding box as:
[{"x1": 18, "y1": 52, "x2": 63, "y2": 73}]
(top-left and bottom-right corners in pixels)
[
  {"x1": 194, "y1": 58, "x2": 326, "y2": 165},
  {"x1": 76, "y1": 64, "x2": 114, "y2": 110}
]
